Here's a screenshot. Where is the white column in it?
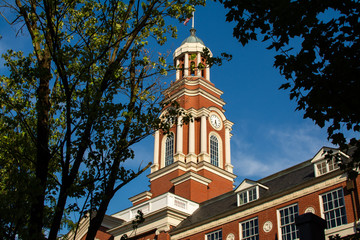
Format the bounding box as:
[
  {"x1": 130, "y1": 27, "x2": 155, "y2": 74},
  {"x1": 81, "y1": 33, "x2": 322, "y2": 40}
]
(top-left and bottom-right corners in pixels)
[
  {"x1": 206, "y1": 66, "x2": 210, "y2": 81},
  {"x1": 201, "y1": 115, "x2": 207, "y2": 153},
  {"x1": 184, "y1": 53, "x2": 189, "y2": 77},
  {"x1": 151, "y1": 130, "x2": 160, "y2": 172},
  {"x1": 176, "y1": 116, "x2": 183, "y2": 154},
  {"x1": 224, "y1": 122, "x2": 233, "y2": 173},
  {"x1": 197, "y1": 52, "x2": 201, "y2": 77},
  {"x1": 176, "y1": 58, "x2": 180, "y2": 80},
  {"x1": 189, "y1": 119, "x2": 195, "y2": 154}
]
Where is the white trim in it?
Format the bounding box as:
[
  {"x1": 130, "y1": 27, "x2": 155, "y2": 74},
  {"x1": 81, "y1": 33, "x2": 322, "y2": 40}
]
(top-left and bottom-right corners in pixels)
[
  {"x1": 129, "y1": 191, "x2": 153, "y2": 204},
  {"x1": 201, "y1": 115, "x2": 207, "y2": 154},
  {"x1": 152, "y1": 131, "x2": 160, "y2": 173},
  {"x1": 319, "y1": 188, "x2": 348, "y2": 230},
  {"x1": 235, "y1": 180, "x2": 269, "y2": 193},
  {"x1": 277, "y1": 203, "x2": 299, "y2": 240},
  {"x1": 173, "y1": 42, "x2": 212, "y2": 59},
  {"x1": 171, "y1": 171, "x2": 212, "y2": 186},
  {"x1": 239, "y1": 217, "x2": 259, "y2": 240},
  {"x1": 205, "y1": 229, "x2": 222, "y2": 240},
  {"x1": 208, "y1": 107, "x2": 227, "y2": 121},
  {"x1": 314, "y1": 158, "x2": 340, "y2": 177},
  {"x1": 169, "y1": 88, "x2": 225, "y2": 108},
  {"x1": 161, "y1": 132, "x2": 175, "y2": 169},
  {"x1": 324, "y1": 222, "x2": 355, "y2": 238},
  {"x1": 147, "y1": 161, "x2": 236, "y2": 183},
  {"x1": 209, "y1": 131, "x2": 223, "y2": 169},
  {"x1": 237, "y1": 186, "x2": 259, "y2": 206}
]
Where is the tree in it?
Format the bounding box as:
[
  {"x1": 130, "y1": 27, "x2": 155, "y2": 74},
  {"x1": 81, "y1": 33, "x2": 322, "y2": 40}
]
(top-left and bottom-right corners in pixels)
[
  {"x1": 220, "y1": 0, "x2": 360, "y2": 178},
  {"x1": 0, "y1": 0, "x2": 205, "y2": 239}
]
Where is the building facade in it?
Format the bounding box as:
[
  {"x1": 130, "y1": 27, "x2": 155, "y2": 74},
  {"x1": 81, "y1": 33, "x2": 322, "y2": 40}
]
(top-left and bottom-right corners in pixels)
[{"x1": 67, "y1": 29, "x2": 360, "y2": 240}]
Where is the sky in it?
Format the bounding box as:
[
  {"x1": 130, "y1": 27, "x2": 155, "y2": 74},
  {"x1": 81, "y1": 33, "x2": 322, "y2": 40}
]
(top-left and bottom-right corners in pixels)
[{"x1": 0, "y1": 0, "x2": 337, "y2": 223}]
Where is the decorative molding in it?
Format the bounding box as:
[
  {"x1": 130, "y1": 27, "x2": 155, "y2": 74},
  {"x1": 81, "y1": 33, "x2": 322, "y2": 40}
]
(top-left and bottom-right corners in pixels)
[
  {"x1": 147, "y1": 161, "x2": 236, "y2": 183},
  {"x1": 129, "y1": 191, "x2": 152, "y2": 204},
  {"x1": 166, "y1": 88, "x2": 225, "y2": 108},
  {"x1": 263, "y1": 221, "x2": 273, "y2": 233},
  {"x1": 163, "y1": 78, "x2": 223, "y2": 98},
  {"x1": 305, "y1": 207, "x2": 315, "y2": 214},
  {"x1": 170, "y1": 172, "x2": 212, "y2": 186},
  {"x1": 226, "y1": 233, "x2": 235, "y2": 240}
]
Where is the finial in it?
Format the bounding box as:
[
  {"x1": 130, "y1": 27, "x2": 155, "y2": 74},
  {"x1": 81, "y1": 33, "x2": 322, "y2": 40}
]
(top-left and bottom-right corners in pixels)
[{"x1": 190, "y1": 28, "x2": 196, "y2": 36}]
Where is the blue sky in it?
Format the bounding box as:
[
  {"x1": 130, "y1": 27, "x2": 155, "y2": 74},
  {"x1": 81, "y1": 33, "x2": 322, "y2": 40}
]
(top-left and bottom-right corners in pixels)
[{"x1": 0, "y1": 0, "x2": 336, "y2": 222}]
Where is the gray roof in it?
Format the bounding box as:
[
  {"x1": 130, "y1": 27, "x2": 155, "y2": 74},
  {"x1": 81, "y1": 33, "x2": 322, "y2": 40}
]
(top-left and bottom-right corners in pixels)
[
  {"x1": 170, "y1": 157, "x2": 342, "y2": 235},
  {"x1": 181, "y1": 28, "x2": 204, "y2": 45}
]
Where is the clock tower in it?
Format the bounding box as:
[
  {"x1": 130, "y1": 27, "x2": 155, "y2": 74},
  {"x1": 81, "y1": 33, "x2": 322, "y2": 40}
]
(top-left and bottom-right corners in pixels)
[{"x1": 130, "y1": 28, "x2": 235, "y2": 206}]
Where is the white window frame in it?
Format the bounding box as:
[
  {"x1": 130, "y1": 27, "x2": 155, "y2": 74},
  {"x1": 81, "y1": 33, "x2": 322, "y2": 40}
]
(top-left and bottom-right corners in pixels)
[
  {"x1": 315, "y1": 158, "x2": 339, "y2": 177},
  {"x1": 240, "y1": 217, "x2": 259, "y2": 240},
  {"x1": 208, "y1": 132, "x2": 223, "y2": 168},
  {"x1": 237, "y1": 186, "x2": 259, "y2": 206},
  {"x1": 161, "y1": 132, "x2": 174, "y2": 168},
  {"x1": 205, "y1": 229, "x2": 222, "y2": 240},
  {"x1": 277, "y1": 204, "x2": 299, "y2": 240},
  {"x1": 319, "y1": 188, "x2": 347, "y2": 229}
]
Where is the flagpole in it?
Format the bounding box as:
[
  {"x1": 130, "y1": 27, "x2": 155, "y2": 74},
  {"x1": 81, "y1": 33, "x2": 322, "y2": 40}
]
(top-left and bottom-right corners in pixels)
[{"x1": 192, "y1": 11, "x2": 195, "y2": 28}]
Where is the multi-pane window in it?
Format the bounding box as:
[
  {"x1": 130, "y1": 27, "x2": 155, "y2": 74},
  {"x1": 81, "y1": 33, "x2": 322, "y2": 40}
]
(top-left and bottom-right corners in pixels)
[
  {"x1": 210, "y1": 135, "x2": 219, "y2": 167},
  {"x1": 316, "y1": 159, "x2": 339, "y2": 176},
  {"x1": 278, "y1": 204, "x2": 299, "y2": 240},
  {"x1": 240, "y1": 218, "x2": 259, "y2": 240},
  {"x1": 321, "y1": 188, "x2": 347, "y2": 229},
  {"x1": 206, "y1": 229, "x2": 222, "y2": 240},
  {"x1": 165, "y1": 133, "x2": 174, "y2": 166},
  {"x1": 239, "y1": 187, "x2": 258, "y2": 205}
]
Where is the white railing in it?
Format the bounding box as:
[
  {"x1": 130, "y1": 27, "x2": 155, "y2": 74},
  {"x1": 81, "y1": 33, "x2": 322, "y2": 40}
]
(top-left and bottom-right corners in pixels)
[{"x1": 112, "y1": 192, "x2": 199, "y2": 222}]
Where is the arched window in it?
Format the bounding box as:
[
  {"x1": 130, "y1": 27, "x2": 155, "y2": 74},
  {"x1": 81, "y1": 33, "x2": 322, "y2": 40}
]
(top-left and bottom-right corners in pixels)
[
  {"x1": 210, "y1": 135, "x2": 219, "y2": 167},
  {"x1": 165, "y1": 133, "x2": 174, "y2": 166}
]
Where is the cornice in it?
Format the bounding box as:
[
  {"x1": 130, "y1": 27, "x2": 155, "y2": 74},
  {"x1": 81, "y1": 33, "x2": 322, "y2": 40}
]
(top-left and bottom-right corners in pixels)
[
  {"x1": 129, "y1": 191, "x2": 152, "y2": 204},
  {"x1": 163, "y1": 78, "x2": 223, "y2": 98},
  {"x1": 148, "y1": 161, "x2": 236, "y2": 183},
  {"x1": 167, "y1": 88, "x2": 225, "y2": 108},
  {"x1": 171, "y1": 171, "x2": 212, "y2": 186}
]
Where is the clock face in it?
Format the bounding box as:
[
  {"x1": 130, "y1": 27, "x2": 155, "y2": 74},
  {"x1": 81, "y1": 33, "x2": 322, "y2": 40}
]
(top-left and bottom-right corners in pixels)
[{"x1": 210, "y1": 114, "x2": 221, "y2": 129}]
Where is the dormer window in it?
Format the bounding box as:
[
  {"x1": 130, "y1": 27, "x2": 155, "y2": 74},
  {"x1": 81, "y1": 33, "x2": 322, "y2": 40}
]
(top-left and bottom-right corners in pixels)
[
  {"x1": 310, "y1": 147, "x2": 347, "y2": 177},
  {"x1": 235, "y1": 179, "x2": 269, "y2": 207},
  {"x1": 316, "y1": 158, "x2": 339, "y2": 176},
  {"x1": 238, "y1": 187, "x2": 258, "y2": 205}
]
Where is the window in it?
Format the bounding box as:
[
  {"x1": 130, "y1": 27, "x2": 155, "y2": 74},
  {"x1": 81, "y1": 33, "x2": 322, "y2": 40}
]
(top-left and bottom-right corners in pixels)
[
  {"x1": 321, "y1": 188, "x2": 347, "y2": 229},
  {"x1": 240, "y1": 218, "x2": 259, "y2": 240},
  {"x1": 210, "y1": 135, "x2": 219, "y2": 167},
  {"x1": 316, "y1": 159, "x2": 339, "y2": 176},
  {"x1": 206, "y1": 229, "x2": 222, "y2": 240},
  {"x1": 165, "y1": 133, "x2": 174, "y2": 166},
  {"x1": 190, "y1": 61, "x2": 196, "y2": 75},
  {"x1": 278, "y1": 204, "x2": 299, "y2": 240},
  {"x1": 239, "y1": 187, "x2": 258, "y2": 205}
]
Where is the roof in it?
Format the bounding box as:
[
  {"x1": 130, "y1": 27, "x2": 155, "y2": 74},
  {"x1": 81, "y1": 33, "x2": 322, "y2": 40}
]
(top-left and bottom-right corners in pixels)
[
  {"x1": 181, "y1": 28, "x2": 204, "y2": 45},
  {"x1": 170, "y1": 158, "x2": 340, "y2": 235}
]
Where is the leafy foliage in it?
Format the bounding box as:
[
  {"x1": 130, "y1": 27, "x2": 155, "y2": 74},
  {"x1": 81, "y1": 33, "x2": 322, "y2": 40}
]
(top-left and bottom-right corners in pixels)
[
  {"x1": 220, "y1": 0, "x2": 360, "y2": 178},
  {"x1": 0, "y1": 0, "x2": 205, "y2": 239}
]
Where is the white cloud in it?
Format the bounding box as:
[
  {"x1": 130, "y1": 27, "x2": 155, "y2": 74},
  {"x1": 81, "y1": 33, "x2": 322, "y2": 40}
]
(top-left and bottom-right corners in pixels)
[{"x1": 231, "y1": 122, "x2": 334, "y2": 182}]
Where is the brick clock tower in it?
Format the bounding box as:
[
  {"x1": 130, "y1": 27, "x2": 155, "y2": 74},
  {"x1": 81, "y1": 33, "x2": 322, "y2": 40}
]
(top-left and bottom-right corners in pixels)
[{"x1": 129, "y1": 28, "x2": 236, "y2": 206}]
